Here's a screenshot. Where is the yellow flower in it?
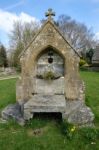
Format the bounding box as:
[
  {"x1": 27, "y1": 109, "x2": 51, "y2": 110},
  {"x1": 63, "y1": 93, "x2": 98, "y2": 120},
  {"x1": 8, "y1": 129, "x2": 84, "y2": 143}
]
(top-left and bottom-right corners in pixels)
[{"x1": 71, "y1": 126, "x2": 76, "y2": 132}]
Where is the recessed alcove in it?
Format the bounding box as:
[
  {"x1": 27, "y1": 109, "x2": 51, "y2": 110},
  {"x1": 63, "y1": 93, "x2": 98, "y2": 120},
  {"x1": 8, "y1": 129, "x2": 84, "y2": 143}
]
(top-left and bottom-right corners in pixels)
[{"x1": 34, "y1": 46, "x2": 65, "y2": 95}]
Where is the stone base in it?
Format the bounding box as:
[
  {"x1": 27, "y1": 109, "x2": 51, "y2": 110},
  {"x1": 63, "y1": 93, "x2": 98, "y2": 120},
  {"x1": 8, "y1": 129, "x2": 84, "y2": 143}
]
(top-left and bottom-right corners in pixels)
[
  {"x1": 24, "y1": 94, "x2": 66, "y2": 120},
  {"x1": 1, "y1": 103, "x2": 25, "y2": 126},
  {"x1": 1, "y1": 99, "x2": 94, "y2": 126},
  {"x1": 62, "y1": 100, "x2": 94, "y2": 126}
]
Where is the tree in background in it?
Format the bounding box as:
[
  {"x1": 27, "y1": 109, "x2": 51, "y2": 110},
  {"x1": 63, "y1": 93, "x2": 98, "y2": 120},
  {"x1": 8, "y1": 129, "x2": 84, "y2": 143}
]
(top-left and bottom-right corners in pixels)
[
  {"x1": 0, "y1": 43, "x2": 8, "y2": 67},
  {"x1": 57, "y1": 15, "x2": 96, "y2": 54},
  {"x1": 86, "y1": 48, "x2": 94, "y2": 64},
  {"x1": 8, "y1": 15, "x2": 97, "y2": 69},
  {"x1": 9, "y1": 21, "x2": 40, "y2": 69}
]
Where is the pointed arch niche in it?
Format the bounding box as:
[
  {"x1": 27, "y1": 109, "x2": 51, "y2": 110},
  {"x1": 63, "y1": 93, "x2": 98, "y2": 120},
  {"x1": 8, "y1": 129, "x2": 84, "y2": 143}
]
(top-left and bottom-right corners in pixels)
[{"x1": 34, "y1": 46, "x2": 65, "y2": 95}]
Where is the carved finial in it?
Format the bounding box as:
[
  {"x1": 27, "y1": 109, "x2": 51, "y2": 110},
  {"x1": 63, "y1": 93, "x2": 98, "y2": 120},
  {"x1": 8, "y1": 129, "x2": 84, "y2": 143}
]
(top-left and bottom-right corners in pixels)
[{"x1": 45, "y1": 8, "x2": 55, "y2": 21}]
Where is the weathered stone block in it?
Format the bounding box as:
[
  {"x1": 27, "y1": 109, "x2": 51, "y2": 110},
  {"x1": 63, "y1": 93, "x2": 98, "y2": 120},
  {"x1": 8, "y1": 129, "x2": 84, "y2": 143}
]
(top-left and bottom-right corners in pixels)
[
  {"x1": 24, "y1": 95, "x2": 66, "y2": 120},
  {"x1": 67, "y1": 105, "x2": 94, "y2": 126},
  {"x1": 1, "y1": 103, "x2": 25, "y2": 126},
  {"x1": 34, "y1": 77, "x2": 65, "y2": 94}
]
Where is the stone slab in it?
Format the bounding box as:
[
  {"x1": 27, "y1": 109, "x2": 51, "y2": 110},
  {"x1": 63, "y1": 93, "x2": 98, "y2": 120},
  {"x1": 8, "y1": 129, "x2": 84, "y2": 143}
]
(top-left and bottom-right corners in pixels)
[
  {"x1": 34, "y1": 77, "x2": 65, "y2": 94},
  {"x1": 24, "y1": 94, "x2": 66, "y2": 113}
]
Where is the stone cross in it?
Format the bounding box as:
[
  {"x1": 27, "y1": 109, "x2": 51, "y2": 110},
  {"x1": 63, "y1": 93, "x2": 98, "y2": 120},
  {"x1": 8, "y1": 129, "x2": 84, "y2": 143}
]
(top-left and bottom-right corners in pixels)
[{"x1": 45, "y1": 8, "x2": 55, "y2": 21}]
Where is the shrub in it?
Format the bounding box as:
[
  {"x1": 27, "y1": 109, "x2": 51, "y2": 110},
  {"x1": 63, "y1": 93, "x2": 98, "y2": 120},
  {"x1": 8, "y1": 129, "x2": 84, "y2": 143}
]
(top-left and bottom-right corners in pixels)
[
  {"x1": 79, "y1": 59, "x2": 86, "y2": 66},
  {"x1": 43, "y1": 71, "x2": 55, "y2": 80}
]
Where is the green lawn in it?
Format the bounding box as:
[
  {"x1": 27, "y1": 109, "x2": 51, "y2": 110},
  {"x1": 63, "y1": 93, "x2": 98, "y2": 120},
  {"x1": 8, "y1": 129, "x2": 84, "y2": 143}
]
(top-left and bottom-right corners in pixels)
[
  {"x1": 80, "y1": 71, "x2": 99, "y2": 127},
  {"x1": 0, "y1": 71, "x2": 99, "y2": 150},
  {"x1": 0, "y1": 78, "x2": 17, "y2": 109}
]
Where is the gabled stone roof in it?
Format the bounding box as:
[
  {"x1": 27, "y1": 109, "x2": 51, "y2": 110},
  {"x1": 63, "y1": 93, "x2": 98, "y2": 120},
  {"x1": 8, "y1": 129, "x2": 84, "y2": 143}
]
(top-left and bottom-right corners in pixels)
[{"x1": 19, "y1": 19, "x2": 80, "y2": 58}]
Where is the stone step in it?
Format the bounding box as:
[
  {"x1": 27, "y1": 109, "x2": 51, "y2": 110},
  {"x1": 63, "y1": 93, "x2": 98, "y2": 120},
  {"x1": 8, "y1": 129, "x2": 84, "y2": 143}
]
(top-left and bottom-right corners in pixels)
[{"x1": 24, "y1": 94, "x2": 66, "y2": 120}]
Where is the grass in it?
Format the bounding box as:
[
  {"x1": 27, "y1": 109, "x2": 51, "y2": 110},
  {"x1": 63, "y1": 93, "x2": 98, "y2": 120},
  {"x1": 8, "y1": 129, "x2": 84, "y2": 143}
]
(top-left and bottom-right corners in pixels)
[
  {"x1": 80, "y1": 71, "x2": 99, "y2": 127},
  {"x1": 0, "y1": 71, "x2": 99, "y2": 150},
  {"x1": 0, "y1": 78, "x2": 17, "y2": 109}
]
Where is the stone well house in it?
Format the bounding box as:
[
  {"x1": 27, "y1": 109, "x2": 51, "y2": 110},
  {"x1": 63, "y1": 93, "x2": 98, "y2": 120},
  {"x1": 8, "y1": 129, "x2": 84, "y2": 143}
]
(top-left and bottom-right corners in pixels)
[{"x1": 2, "y1": 9, "x2": 94, "y2": 126}]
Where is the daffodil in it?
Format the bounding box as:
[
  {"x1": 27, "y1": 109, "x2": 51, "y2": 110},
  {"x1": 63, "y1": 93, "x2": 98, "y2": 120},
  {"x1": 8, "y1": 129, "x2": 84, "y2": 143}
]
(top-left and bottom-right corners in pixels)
[{"x1": 70, "y1": 126, "x2": 76, "y2": 132}]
